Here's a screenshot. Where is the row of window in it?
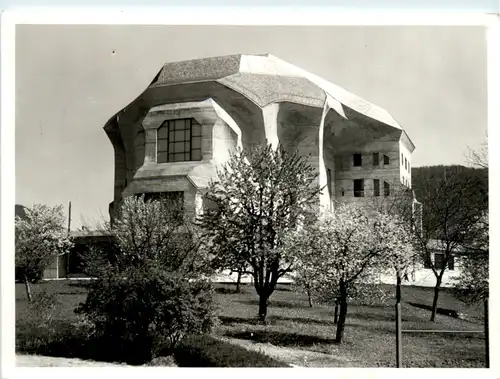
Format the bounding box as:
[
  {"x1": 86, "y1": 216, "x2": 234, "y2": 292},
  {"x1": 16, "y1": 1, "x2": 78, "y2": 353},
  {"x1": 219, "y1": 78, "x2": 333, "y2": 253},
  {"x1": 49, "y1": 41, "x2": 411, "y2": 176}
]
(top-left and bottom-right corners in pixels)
[
  {"x1": 424, "y1": 253, "x2": 455, "y2": 271},
  {"x1": 353, "y1": 153, "x2": 390, "y2": 167},
  {"x1": 351, "y1": 179, "x2": 390, "y2": 197},
  {"x1": 401, "y1": 153, "x2": 410, "y2": 173}
]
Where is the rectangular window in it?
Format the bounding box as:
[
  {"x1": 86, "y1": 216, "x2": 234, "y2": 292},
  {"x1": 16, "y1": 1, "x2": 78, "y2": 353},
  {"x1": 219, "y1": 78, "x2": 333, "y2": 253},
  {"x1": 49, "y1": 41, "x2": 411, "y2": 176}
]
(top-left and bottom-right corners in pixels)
[
  {"x1": 383, "y1": 155, "x2": 390, "y2": 165},
  {"x1": 405, "y1": 157, "x2": 407, "y2": 170},
  {"x1": 434, "y1": 253, "x2": 445, "y2": 270},
  {"x1": 353, "y1": 153, "x2": 362, "y2": 167},
  {"x1": 142, "y1": 191, "x2": 184, "y2": 221},
  {"x1": 327, "y1": 169, "x2": 332, "y2": 197},
  {"x1": 373, "y1": 153, "x2": 379, "y2": 166},
  {"x1": 408, "y1": 161, "x2": 411, "y2": 172},
  {"x1": 143, "y1": 191, "x2": 183, "y2": 207},
  {"x1": 384, "y1": 181, "x2": 390, "y2": 196},
  {"x1": 373, "y1": 179, "x2": 380, "y2": 197},
  {"x1": 353, "y1": 179, "x2": 364, "y2": 197},
  {"x1": 401, "y1": 153, "x2": 403, "y2": 165},
  {"x1": 156, "y1": 118, "x2": 202, "y2": 163},
  {"x1": 448, "y1": 256, "x2": 455, "y2": 271}
]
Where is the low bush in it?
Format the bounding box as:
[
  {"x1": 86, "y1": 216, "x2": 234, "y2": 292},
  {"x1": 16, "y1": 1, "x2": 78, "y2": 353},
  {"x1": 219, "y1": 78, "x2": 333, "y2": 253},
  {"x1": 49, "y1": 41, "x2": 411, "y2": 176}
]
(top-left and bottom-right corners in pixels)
[
  {"x1": 75, "y1": 263, "x2": 218, "y2": 364},
  {"x1": 173, "y1": 334, "x2": 290, "y2": 367}
]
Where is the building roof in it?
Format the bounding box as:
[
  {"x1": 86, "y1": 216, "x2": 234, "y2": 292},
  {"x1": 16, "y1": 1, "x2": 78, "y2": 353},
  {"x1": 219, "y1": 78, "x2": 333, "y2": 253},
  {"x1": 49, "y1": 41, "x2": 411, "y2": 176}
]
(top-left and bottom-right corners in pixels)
[{"x1": 104, "y1": 54, "x2": 414, "y2": 148}]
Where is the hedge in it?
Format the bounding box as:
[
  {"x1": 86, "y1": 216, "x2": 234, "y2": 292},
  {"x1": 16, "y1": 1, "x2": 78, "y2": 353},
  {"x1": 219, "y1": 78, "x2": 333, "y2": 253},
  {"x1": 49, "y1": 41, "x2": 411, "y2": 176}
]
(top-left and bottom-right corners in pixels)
[{"x1": 173, "y1": 334, "x2": 290, "y2": 367}]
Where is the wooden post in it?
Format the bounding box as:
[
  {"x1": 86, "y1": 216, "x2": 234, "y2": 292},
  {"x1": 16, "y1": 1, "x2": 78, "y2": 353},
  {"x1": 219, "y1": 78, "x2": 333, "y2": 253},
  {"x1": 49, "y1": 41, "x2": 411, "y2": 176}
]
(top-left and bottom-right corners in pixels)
[
  {"x1": 66, "y1": 201, "x2": 72, "y2": 278},
  {"x1": 396, "y1": 302, "x2": 402, "y2": 368},
  {"x1": 484, "y1": 298, "x2": 489, "y2": 368}
]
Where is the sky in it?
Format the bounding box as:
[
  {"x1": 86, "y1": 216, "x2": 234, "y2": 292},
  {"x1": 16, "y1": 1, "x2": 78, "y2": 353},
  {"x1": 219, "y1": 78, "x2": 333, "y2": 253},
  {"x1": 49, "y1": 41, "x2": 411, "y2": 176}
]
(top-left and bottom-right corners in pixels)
[{"x1": 15, "y1": 25, "x2": 488, "y2": 229}]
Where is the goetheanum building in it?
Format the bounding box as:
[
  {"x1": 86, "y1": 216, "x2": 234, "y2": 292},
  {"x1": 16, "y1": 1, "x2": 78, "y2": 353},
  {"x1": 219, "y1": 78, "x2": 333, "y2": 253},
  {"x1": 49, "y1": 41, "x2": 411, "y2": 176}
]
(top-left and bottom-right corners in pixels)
[{"x1": 103, "y1": 54, "x2": 416, "y2": 221}]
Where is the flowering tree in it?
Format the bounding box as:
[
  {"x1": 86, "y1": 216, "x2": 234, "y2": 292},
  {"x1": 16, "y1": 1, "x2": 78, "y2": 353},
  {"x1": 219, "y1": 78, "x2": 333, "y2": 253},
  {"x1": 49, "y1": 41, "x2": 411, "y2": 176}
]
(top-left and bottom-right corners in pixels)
[
  {"x1": 287, "y1": 204, "x2": 416, "y2": 343},
  {"x1": 15, "y1": 204, "x2": 73, "y2": 301},
  {"x1": 412, "y1": 165, "x2": 487, "y2": 321},
  {"x1": 199, "y1": 144, "x2": 321, "y2": 321},
  {"x1": 453, "y1": 212, "x2": 489, "y2": 304},
  {"x1": 93, "y1": 195, "x2": 208, "y2": 276}
]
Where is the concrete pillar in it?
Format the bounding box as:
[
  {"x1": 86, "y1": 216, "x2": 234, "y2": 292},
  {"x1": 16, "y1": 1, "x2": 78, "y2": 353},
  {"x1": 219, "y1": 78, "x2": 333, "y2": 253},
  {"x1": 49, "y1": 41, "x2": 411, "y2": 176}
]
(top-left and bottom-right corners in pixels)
[{"x1": 262, "y1": 103, "x2": 280, "y2": 149}]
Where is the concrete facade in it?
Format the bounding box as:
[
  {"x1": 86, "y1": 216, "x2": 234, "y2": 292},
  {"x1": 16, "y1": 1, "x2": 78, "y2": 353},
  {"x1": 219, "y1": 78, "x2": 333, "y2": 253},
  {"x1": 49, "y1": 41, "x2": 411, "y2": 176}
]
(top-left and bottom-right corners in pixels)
[{"x1": 103, "y1": 54, "x2": 416, "y2": 219}]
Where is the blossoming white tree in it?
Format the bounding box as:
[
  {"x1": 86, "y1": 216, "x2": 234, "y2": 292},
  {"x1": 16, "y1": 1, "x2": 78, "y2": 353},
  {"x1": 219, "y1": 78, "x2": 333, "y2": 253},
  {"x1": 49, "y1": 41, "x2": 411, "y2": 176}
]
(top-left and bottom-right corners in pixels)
[
  {"x1": 199, "y1": 144, "x2": 321, "y2": 321},
  {"x1": 93, "y1": 195, "x2": 208, "y2": 276},
  {"x1": 287, "y1": 204, "x2": 416, "y2": 343},
  {"x1": 15, "y1": 204, "x2": 73, "y2": 301}
]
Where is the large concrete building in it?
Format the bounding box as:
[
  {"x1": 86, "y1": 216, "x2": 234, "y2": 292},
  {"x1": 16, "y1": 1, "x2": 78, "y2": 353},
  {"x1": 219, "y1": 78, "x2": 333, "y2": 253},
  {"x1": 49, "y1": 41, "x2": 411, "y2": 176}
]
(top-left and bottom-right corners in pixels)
[{"x1": 104, "y1": 54, "x2": 415, "y2": 219}]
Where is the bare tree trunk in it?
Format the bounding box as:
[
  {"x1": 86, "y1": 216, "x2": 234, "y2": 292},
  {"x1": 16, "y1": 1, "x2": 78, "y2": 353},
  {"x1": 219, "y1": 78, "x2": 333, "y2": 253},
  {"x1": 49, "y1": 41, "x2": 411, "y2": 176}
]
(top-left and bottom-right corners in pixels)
[
  {"x1": 307, "y1": 287, "x2": 313, "y2": 308},
  {"x1": 335, "y1": 284, "x2": 348, "y2": 343},
  {"x1": 334, "y1": 300, "x2": 339, "y2": 324},
  {"x1": 24, "y1": 275, "x2": 33, "y2": 302},
  {"x1": 396, "y1": 273, "x2": 402, "y2": 304},
  {"x1": 430, "y1": 275, "x2": 442, "y2": 322},
  {"x1": 258, "y1": 293, "x2": 269, "y2": 322},
  {"x1": 236, "y1": 270, "x2": 242, "y2": 293}
]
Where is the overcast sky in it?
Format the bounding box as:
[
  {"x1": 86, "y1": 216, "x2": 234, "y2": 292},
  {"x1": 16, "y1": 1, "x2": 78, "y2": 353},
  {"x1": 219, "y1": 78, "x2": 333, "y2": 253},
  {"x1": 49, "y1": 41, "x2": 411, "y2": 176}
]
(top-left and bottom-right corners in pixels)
[{"x1": 15, "y1": 25, "x2": 488, "y2": 229}]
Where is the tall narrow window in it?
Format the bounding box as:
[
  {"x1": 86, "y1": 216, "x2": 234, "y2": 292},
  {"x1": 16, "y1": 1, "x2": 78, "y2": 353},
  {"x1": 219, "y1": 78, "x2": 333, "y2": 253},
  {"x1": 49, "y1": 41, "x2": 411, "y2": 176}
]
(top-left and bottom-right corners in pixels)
[
  {"x1": 353, "y1": 179, "x2": 364, "y2": 197},
  {"x1": 384, "y1": 181, "x2": 390, "y2": 196},
  {"x1": 135, "y1": 130, "x2": 145, "y2": 169},
  {"x1": 341, "y1": 188, "x2": 345, "y2": 196},
  {"x1": 405, "y1": 157, "x2": 407, "y2": 170},
  {"x1": 401, "y1": 153, "x2": 403, "y2": 165},
  {"x1": 372, "y1": 153, "x2": 379, "y2": 166},
  {"x1": 373, "y1": 179, "x2": 380, "y2": 196},
  {"x1": 383, "y1": 155, "x2": 390, "y2": 166},
  {"x1": 408, "y1": 161, "x2": 411, "y2": 172},
  {"x1": 327, "y1": 169, "x2": 332, "y2": 197},
  {"x1": 157, "y1": 118, "x2": 202, "y2": 163},
  {"x1": 353, "y1": 153, "x2": 362, "y2": 167}
]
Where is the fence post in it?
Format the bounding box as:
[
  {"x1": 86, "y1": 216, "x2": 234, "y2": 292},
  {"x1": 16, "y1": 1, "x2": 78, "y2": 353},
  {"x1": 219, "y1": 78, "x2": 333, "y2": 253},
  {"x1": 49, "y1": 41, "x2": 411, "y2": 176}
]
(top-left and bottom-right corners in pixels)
[
  {"x1": 396, "y1": 302, "x2": 402, "y2": 368},
  {"x1": 484, "y1": 298, "x2": 489, "y2": 368}
]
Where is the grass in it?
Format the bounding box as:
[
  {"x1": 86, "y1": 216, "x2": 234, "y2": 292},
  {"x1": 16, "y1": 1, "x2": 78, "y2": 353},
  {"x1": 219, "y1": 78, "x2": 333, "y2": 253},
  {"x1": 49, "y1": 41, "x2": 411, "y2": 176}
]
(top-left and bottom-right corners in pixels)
[{"x1": 15, "y1": 280, "x2": 487, "y2": 368}]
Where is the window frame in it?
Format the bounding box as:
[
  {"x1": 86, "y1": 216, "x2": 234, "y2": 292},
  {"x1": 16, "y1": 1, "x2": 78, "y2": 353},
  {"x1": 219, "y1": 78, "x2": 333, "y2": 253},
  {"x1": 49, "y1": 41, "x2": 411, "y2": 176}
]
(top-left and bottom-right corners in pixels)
[
  {"x1": 383, "y1": 181, "x2": 390, "y2": 196},
  {"x1": 373, "y1": 179, "x2": 380, "y2": 197},
  {"x1": 156, "y1": 118, "x2": 202, "y2": 163},
  {"x1": 373, "y1": 153, "x2": 379, "y2": 166},
  {"x1": 353, "y1": 153, "x2": 362, "y2": 167},
  {"x1": 383, "y1": 155, "x2": 390, "y2": 166},
  {"x1": 353, "y1": 179, "x2": 365, "y2": 197}
]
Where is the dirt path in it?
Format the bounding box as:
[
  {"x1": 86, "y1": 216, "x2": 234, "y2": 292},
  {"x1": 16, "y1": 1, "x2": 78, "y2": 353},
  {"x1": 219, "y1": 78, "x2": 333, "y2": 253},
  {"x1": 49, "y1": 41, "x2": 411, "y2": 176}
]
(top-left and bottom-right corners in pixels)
[
  {"x1": 16, "y1": 355, "x2": 131, "y2": 367},
  {"x1": 217, "y1": 336, "x2": 352, "y2": 367}
]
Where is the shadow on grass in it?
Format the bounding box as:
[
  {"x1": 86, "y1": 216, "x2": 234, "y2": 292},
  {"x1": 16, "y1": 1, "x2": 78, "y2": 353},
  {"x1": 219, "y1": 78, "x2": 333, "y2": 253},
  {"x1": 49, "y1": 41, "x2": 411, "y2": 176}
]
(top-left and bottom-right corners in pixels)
[
  {"x1": 349, "y1": 311, "x2": 422, "y2": 324},
  {"x1": 270, "y1": 314, "x2": 337, "y2": 327},
  {"x1": 224, "y1": 329, "x2": 336, "y2": 348},
  {"x1": 219, "y1": 316, "x2": 262, "y2": 326},
  {"x1": 219, "y1": 314, "x2": 337, "y2": 327},
  {"x1": 236, "y1": 299, "x2": 311, "y2": 310}
]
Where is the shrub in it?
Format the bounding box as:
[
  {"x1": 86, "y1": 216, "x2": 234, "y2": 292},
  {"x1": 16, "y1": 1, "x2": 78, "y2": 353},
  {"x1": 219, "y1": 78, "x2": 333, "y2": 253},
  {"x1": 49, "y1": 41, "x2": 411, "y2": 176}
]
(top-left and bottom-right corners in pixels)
[
  {"x1": 76, "y1": 263, "x2": 218, "y2": 364},
  {"x1": 24, "y1": 288, "x2": 60, "y2": 329},
  {"x1": 173, "y1": 334, "x2": 289, "y2": 367}
]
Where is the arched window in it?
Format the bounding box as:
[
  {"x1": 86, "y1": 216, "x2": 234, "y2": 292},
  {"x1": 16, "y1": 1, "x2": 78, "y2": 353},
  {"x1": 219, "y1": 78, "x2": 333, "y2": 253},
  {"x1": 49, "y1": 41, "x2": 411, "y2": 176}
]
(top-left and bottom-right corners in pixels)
[{"x1": 157, "y1": 118, "x2": 202, "y2": 163}]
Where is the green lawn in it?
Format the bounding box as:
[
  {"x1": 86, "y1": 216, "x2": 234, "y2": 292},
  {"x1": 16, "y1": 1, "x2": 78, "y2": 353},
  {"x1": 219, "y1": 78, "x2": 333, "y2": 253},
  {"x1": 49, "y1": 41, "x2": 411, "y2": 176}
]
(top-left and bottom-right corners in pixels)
[{"x1": 15, "y1": 280, "x2": 487, "y2": 368}]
